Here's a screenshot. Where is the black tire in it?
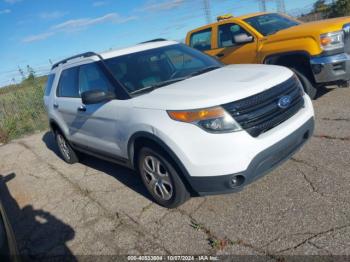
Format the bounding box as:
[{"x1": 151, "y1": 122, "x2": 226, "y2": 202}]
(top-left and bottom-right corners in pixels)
[
  {"x1": 55, "y1": 131, "x2": 79, "y2": 164},
  {"x1": 291, "y1": 68, "x2": 318, "y2": 100},
  {"x1": 138, "y1": 147, "x2": 190, "y2": 208}
]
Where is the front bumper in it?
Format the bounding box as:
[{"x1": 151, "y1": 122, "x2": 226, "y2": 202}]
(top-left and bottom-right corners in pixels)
[
  {"x1": 310, "y1": 53, "x2": 350, "y2": 83},
  {"x1": 187, "y1": 117, "x2": 315, "y2": 196}
]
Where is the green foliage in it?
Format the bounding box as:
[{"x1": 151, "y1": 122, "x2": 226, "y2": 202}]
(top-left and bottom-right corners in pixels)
[
  {"x1": 0, "y1": 75, "x2": 48, "y2": 143},
  {"x1": 313, "y1": 0, "x2": 329, "y2": 13},
  {"x1": 327, "y1": 0, "x2": 350, "y2": 18}
]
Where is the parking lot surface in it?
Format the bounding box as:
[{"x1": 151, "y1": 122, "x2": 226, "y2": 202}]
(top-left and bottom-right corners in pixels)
[{"x1": 0, "y1": 88, "x2": 350, "y2": 259}]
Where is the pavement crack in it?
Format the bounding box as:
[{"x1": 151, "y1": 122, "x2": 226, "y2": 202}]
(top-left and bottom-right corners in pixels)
[
  {"x1": 14, "y1": 140, "x2": 172, "y2": 255},
  {"x1": 298, "y1": 168, "x2": 324, "y2": 197},
  {"x1": 313, "y1": 134, "x2": 350, "y2": 142},
  {"x1": 275, "y1": 223, "x2": 350, "y2": 254},
  {"x1": 290, "y1": 157, "x2": 318, "y2": 171},
  {"x1": 308, "y1": 241, "x2": 332, "y2": 255},
  {"x1": 189, "y1": 198, "x2": 207, "y2": 217},
  {"x1": 321, "y1": 117, "x2": 350, "y2": 122},
  {"x1": 26, "y1": 172, "x2": 45, "y2": 180}
]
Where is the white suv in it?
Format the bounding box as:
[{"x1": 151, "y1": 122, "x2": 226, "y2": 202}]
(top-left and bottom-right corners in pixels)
[{"x1": 44, "y1": 40, "x2": 315, "y2": 208}]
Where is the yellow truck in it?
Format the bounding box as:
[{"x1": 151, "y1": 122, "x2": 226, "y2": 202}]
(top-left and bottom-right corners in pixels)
[{"x1": 186, "y1": 12, "x2": 350, "y2": 99}]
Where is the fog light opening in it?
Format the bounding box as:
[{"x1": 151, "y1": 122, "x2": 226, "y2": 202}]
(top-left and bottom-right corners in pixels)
[{"x1": 230, "y1": 175, "x2": 245, "y2": 188}]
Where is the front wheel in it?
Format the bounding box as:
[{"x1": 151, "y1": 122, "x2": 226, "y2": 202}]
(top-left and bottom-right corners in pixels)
[
  {"x1": 291, "y1": 68, "x2": 318, "y2": 100},
  {"x1": 138, "y1": 147, "x2": 190, "y2": 208}
]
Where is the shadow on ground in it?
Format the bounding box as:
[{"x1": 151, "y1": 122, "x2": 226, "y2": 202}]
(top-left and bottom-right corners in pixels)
[
  {"x1": 0, "y1": 173, "x2": 76, "y2": 261},
  {"x1": 42, "y1": 131, "x2": 152, "y2": 202}
]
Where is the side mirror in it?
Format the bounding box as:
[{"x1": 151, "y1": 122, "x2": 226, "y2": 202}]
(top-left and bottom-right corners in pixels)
[
  {"x1": 233, "y1": 33, "x2": 254, "y2": 44},
  {"x1": 81, "y1": 90, "x2": 115, "y2": 105}
]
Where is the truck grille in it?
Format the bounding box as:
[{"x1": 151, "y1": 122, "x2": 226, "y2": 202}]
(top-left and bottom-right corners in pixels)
[
  {"x1": 343, "y1": 23, "x2": 350, "y2": 54},
  {"x1": 222, "y1": 77, "x2": 305, "y2": 137}
]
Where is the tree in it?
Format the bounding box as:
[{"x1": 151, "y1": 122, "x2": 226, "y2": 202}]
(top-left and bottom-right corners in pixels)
[
  {"x1": 18, "y1": 66, "x2": 25, "y2": 81},
  {"x1": 313, "y1": 0, "x2": 329, "y2": 13},
  {"x1": 26, "y1": 65, "x2": 36, "y2": 81},
  {"x1": 327, "y1": 0, "x2": 350, "y2": 18}
]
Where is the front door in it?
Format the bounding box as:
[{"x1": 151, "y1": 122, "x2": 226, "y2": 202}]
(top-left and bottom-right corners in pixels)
[
  {"x1": 212, "y1": 23, "x2": 258, "y2": 64},
  {"x1": 74, "y1": 62, "x2": 123, "y2": 157}
]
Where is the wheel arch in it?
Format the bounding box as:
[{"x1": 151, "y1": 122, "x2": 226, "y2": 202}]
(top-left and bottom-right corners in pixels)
[
  {"x1": 127, "y1": 132, "x2": 196, "y2": 195},
  {"x1": 264, "y1": 51, "x2": 315, "y2": 82}
]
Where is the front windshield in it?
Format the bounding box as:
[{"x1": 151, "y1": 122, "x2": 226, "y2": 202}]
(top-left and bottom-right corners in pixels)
[
  {"x1": 104, "y1": 44, "x2": 222, "y2": 94},
  {"x1": 244, "y1": 13, "x2": 300, "y2": 36}
]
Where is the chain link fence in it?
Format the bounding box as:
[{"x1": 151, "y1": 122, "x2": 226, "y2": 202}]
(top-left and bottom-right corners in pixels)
[{"x1": 0, "y1": 77, "x2": 48, "y2": 143}]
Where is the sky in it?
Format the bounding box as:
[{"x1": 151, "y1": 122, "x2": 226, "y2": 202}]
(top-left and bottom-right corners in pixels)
[{"x1": 0, "y1": 0, "x2": 320, "y2": 86}]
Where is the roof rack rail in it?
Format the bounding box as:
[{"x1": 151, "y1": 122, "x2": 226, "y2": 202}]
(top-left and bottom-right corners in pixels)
[
  {"x1": 51, "y1": 51, "x2": 101, "y2": 70},
  {"x1": 139, "y1": 38, "x2": 167, "y2": 44}
]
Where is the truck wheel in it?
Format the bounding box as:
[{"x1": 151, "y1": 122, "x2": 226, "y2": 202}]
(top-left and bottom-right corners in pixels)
[
  {"x1": 55, "y1": 131, "x2": 79, "y2": 164},
  {"x1": 291, "y1": 69, "x2": 317, "y2": 100},
  {"x1": 138, "y1": 147, "x2": 190, "y2": 208}
]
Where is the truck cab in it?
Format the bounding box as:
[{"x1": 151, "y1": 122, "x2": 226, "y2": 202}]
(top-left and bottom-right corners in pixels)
[{"x1": 186, "y1": 12, "x2": 350, "y2": 99}]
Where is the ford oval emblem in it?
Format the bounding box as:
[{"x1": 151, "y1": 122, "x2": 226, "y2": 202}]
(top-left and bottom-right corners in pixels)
[{"x1": 277, "y1": 95, "x2": 292, "y2": 109}]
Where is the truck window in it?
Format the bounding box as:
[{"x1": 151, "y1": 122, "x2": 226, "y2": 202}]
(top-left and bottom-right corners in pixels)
[
  {"x1": 190, "y1": 28, "x2": 212, "y2": 51},
  {"x1": 218, "y1": 23, "x2": 252, "y2": 48},
  {"x1": 57, "y1": 67, "x2": 79, "y2": 98}
]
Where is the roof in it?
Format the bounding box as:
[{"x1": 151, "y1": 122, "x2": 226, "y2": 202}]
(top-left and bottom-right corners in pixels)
[
  {"x1": 187, "y1": 12, "x2": 272, "y2": 34},
  {"x1": 100, "y1": 40, "x2": 178, "y2": 59},
  {"x1": 51, "y1": 40, "x2": 179, "y2": 70}
]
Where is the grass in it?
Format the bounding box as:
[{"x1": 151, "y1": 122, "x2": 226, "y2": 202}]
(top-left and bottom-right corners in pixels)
[{"x1": 0, "y1": 76, "x2": 48, "y2": 143}]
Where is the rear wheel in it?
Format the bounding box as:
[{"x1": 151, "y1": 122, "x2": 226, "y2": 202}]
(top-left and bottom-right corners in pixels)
[
  {"x1": 55, "y1": 131, "x2": 79, "y2": 164},
  {"x1": 291, "y1": 68, "x2": 318, "y2": 100},
  {"x1": 138, "y1": 147, "x2": 190, "y2": 208}
]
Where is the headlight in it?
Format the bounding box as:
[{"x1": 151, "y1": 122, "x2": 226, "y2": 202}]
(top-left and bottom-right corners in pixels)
[
  {"x1": 167, "y1": 106, "x2": 242, "y2": 133},
  {"x1": 320, "y1": 31, "x2": 344, "y2": 51}
]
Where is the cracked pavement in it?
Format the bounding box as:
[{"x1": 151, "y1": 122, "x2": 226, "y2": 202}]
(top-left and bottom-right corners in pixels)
[{"x1": 0, "y1": 87, "x2": 349, "y2": 259}]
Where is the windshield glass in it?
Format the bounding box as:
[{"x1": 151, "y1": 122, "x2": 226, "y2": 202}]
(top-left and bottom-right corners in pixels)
[
  {"x1": 244, "y1": 13, "x2": 300, "y2": 36},
  {"x1": 104, "y1": 44, "x2": 222, "y2": 94}
]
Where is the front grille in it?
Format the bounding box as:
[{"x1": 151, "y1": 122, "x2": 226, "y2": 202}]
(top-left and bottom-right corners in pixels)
[
  {"x1": 344, "y1": 23, "x2": 350, "y2": 54},
  {"x1": 222, "y1": 77, "x2": 305, "y2": 137}
]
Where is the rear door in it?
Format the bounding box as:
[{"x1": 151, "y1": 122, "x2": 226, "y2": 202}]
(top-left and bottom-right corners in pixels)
[
  {"x1": 54, "y1": 66, "x2": 83, "y2": 142},
  {"x1": 188, "y1": 27, "x2": 218, "y2": 57}
]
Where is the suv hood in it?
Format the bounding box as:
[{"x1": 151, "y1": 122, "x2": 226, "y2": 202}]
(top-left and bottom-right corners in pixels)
[
  {"x1": 132, "y1": 64, "x2": 293, "y2": 110},
  {"x1": 269, "y1": 17, "x2": 350, "y2": 40}
]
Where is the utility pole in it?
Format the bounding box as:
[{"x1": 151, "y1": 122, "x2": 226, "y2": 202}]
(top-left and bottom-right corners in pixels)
[
  {"x1": 203, "y1": 0, "x2": 212, "y2": 24},
  {"x1": 258, "y1": 0, "x2": 267, "y2": 12},
  {"x1": 276, "y1": 0, "x2": 286, "y2": 13}
]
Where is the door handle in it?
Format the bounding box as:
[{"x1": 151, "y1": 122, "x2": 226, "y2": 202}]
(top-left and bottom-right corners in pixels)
[
  {"x1": 77, "y1": 105, "x2": 86, "y2": 112},
  {"x1": 216, "y1": 53, "x2": 224, "y2": 58},
  {"x1": 53, "y1": 103, "x2": 59, "y2": 109}
]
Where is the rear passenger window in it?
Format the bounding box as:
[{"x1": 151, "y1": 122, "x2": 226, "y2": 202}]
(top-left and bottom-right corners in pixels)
[
  {"x1": 44, "y1": 74, "x2": 55, "y2": 96},
  {"x1": 78, "y1": 62, "x2": 114, "y2": 93},
  {"x1": 190, "y1": 28, "x2": 212, "y2": 51},
  {"x1": 57, "y1": 67, "x2": 79, "y2": 98}
]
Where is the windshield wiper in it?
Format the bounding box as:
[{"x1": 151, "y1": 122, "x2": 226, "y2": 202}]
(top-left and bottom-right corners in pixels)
[
  {"x1": 130, "y1": 77, "x2": 188, "y2": 95},
  {"x1": 189, "y1": 66, "x2": 221, "y2": 77}
]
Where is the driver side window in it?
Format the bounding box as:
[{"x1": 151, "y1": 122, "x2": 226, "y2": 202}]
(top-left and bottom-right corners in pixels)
[
  {"x1": 218, "y1": 23, "x2": 252, "y2": 48},
  {"x1": 78, "y1": 62, "x2": 114, "y2": 94}
]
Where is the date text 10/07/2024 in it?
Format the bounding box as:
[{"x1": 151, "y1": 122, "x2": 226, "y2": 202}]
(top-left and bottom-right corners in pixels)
[{"x1": 127, "y1": 256, "x2": 220, "y2": 261}]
